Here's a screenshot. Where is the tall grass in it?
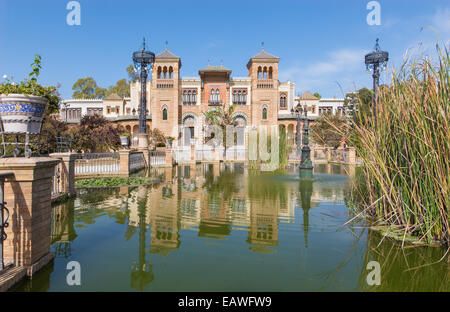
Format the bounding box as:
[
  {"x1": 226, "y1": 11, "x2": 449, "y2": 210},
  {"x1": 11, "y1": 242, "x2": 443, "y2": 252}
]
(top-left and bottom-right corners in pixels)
[{"x1": 350, "y1": 45, "x2": 449, "y2": 244}]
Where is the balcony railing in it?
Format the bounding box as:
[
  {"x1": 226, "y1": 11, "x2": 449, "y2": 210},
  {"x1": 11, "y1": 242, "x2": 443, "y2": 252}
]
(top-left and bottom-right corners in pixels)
[
  {"x1": 156, "y1": 79, "x2": 174, "y2": 88},
  {"x1": 208, "y1": 100, "x2": 223, "y2": 106}
]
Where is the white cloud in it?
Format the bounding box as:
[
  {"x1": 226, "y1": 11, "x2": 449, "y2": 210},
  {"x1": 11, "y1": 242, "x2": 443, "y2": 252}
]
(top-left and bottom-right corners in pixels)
[{"x1": 279, "y1": 48, "x2": 370, "y2": 97}]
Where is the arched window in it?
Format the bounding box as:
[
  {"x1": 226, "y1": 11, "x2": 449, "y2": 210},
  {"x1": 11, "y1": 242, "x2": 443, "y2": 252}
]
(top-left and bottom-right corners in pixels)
[
  {"x1": 268, "y1": 67, "x2": 273, "y2": 79},
  {"x1": 162, "y1": 107, "x2": 168, "y2": 120},
  {"x1": 210, "y1": 89, "x2": 215, "y2": 102},
  {"x1": 216, "y1": 89, "x2": 220, "y2": 102},
  {"x1": 257, "y1": 66, "x2": 262, "y2": 79},
  {"x1": 163, "y1": 66, "x2": 167, "y2": 79},
  {"x1": 157, "y1": 67, "x2": 162, "y2": 79},
  {"x1": 263, "y1": 67, "x2": 267, "y2": 79},
  {"x1": 280, "y1": 94, "x2": 287, "y2": 109},
  {"x1": 169, "y1": 66, "x2": 173, "y2": 79},
  {"x1": 262, "y1": 107, "x2": 267, "y2": 120}
]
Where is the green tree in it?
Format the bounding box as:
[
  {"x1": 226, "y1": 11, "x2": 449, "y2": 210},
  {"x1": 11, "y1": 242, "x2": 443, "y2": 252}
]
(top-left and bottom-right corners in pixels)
[
  {"x1": 344, "y1": 87, "x2": 373, "y2": 125},
  {"x1": 203, "y1": 103, "x2": 236, "y2": 148},
  {"x1": 107, "y1": 78, "x2": 129, "y2": 98},
  {"x1": 311, "y1": 114, "x2": 348, "y2": 148},
  {"x1": 149, "y1": 128, "x2": 166, "y2": 147},
  {"x1": 68, "y1": 115, "x2": 123, "y2": 152},
  {"x1": 127, "y1": 64, "x2": 139, "y2": 83},
  {"x1": 313, "y1": 92, "x2": 322, "y2": 99},
  {"x1": 72, "y1": 77, "x2": 99, "y2": 99},
  {"x1": 95, "y1": 87, "x2": 108, "y2": 99},
  {"x1": 39, "y1": 116, "x2": 68, "y2": 153}
]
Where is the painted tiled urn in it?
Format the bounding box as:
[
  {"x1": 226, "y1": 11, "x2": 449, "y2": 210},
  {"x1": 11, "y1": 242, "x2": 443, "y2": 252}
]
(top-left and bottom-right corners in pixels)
[{"x1": 0, "y1": 94, "x2": 48, "y2": 134}]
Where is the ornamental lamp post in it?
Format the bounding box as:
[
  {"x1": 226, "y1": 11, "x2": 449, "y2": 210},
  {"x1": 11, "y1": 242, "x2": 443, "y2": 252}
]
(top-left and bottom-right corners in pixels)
[
  {"x1": 291, "y1": 103, "x2": 313, "y2": 179},
  {"x1": 365, "y1": 38, "x2": 388, "y2": 130},
  {"x1": 133, "y1": 38, "x2": 155, "y2": 150},
  {"x1": 291, "y1": 97, "x2": 302, "y2": 155}
]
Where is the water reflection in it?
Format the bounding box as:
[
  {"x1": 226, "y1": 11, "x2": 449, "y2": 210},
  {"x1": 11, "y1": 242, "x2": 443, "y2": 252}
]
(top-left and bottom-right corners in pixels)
[
  {"x1": 359, "y1": 230, "x2": 449, "y2": 292},
  {"x1": 14, "y1": 162, "x2": 449, "y2": 291}
]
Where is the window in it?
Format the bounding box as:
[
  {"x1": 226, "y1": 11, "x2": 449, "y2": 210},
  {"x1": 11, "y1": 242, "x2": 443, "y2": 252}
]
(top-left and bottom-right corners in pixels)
[
  {"x1": 162, "y1": 108, "x2": 168, "y2": 120},
  {"x1": 183, "y1": 89, "x2": 197, "y2": 105},
  {"x1": 262, "y1": 107, "x2": 267, "y2": 120},
  {"x1": 107, "y1": 106, "x2": 111, "y2": 114},
  {"x1": 66, "y1": 108, "x2": 81, "y2": 121},
  {"x1": 257, "y1": 67, "x2": 262, "y2": 79},
  {"x1": 126, "y1": 108, "x2": 131, "y2": 115},
  {"x1": 319, "y1": 106, "x2": 333, "y2": 115},
  {"x1": 268, "y1": 67, "x2": 273, "y2": 79},
  {"x1": 312, "y1": 105, "x2": 316, "y2": 114},
  {"x1": 157, "y1": 67, "x2": 162, "y2": 79},
  {"x1": 280, "y1": 94, "x2": 287, "y2": 109},
  {"x1": 233, "y1": 89, "x2": 247, "y2": 105},
  {"x1": 116, "y1": 106, "x2": 120, "y2": 114},
  {"x1": 209, "y1": 88, "x2": 221, "y2": 105},
  {"x1": 87, "y1": 108, "x2": 103, "y2": 116}
]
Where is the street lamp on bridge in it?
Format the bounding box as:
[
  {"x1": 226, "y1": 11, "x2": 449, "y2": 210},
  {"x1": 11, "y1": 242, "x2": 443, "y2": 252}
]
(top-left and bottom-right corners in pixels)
[{"x1": 132, "y1": 38, "x2": 155, "y2": 149}]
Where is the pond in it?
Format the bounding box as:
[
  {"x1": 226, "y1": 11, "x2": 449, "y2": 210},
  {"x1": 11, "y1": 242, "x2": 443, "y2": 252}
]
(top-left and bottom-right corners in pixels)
[{"x1": 13, "y1": 163, "x2": 449, "y2": 291}]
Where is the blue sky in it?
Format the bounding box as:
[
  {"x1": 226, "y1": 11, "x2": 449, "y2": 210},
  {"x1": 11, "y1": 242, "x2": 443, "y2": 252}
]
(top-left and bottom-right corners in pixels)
[{"x1": 0, "y1": 0, "x2": 449, "y2": 99}]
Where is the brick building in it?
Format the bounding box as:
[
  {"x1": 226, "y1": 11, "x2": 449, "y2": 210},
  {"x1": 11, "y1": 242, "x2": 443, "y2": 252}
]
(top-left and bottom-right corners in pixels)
[{"x1": 61, "y1": 47, "x2": 344, "y2": 149}]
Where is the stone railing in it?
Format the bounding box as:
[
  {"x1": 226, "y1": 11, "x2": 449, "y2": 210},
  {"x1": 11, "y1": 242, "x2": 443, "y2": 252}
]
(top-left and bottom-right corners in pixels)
[
  {"x1": 129, "y1": 151, "x2": 145, "y2": 172},
  {"x1": 288, "y1": 146, "x2": 357, "y2": 165},
  {"x1": 149, "y1": 151, "x2": 166, "y2": 167},
  {"x1": 74, "y1": 152, "x2": 120, "y2": 175}
]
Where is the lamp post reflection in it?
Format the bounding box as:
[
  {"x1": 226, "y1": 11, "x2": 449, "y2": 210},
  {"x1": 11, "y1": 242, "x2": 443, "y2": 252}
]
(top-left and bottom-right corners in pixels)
[
  {"x1": 130, "y1": 186, "x2": 154, "y2": 291},
  {"x1": 298, "y1": 179, "x2": 313, "y2": 248}
]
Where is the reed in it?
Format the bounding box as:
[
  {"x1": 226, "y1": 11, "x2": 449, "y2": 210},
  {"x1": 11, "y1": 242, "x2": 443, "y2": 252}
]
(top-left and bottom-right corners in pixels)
[{"x1": 349, "y1": 45, "x2": 449, "y2": 244}]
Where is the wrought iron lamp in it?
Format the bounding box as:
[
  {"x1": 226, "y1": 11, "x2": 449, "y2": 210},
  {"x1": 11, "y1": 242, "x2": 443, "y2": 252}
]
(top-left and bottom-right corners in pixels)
[
  {"x1": 291, "y1": 98, "x2": 302, "y2": 154},
  {"x1": 365, "y1": 38, "x2": 388, "y2": 129},
  {"x1": 291, "y1": 103, "x2": 313, "y2": 179},
  {"x1": 132, "y1": 38, "x2": 155, "y2": 149}
]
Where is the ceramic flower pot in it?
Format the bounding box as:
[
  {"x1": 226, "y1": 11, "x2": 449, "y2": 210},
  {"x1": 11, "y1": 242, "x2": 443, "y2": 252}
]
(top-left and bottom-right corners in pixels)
[{"x1": 0, "y1": 93, "x2": 48, "y2": 134}]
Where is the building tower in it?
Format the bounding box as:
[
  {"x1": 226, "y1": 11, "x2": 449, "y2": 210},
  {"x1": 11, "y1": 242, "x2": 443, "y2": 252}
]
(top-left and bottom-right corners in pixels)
[
  {"x1": 151, "y1": 47, "x2": 181, "y2": 143},
  {"x1": 247, "y1": 46, "x2": 280, "y2": 127}
]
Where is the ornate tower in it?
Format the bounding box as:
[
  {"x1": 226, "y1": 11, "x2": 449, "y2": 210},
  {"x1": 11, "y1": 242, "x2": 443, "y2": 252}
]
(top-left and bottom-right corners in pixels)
[
  {"x1": 247, "y1": 46, "x2": 280, "y2": 127},
  {"x1": 151, "y1": 47, "x2": 181, "y2": 142}
]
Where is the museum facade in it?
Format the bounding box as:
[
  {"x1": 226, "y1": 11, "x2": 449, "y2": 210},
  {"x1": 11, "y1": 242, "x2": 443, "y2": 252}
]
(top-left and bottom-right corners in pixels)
[{"x1": 61, "y1": 47, "x2": 344, "y2": 148}]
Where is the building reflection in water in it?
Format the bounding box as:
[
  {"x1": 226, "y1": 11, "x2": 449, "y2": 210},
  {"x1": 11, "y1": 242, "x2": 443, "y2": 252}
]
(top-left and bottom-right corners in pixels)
[{"x1": 47, "y1": 162, "x2": 357, "y2": 290}]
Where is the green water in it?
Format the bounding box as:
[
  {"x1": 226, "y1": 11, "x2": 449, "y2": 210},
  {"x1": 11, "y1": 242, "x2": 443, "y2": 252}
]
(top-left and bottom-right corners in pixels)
[{"x1": 14, "y1": 163, "x2": 449, "y2": 291}]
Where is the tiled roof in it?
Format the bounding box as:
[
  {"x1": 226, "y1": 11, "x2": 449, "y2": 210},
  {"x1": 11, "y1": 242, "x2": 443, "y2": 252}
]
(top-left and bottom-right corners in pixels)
[
  {"x1": 198, "y1": 64, "x2": 232, "y2": 74},
  {"x1": 156, "y1": 49, "x2": 179, "y2": 59},
  {"x1": 251, "y1": 49, "x2": 279, "y2": 59},
  {"x1": 103, "y1": 93, "x2": 122, "y2": 100},
  {"x1": 300, "y1": 91, "x2": 319, "y2": 100}
]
